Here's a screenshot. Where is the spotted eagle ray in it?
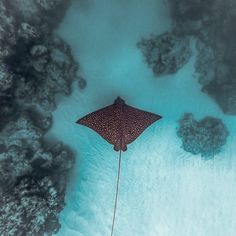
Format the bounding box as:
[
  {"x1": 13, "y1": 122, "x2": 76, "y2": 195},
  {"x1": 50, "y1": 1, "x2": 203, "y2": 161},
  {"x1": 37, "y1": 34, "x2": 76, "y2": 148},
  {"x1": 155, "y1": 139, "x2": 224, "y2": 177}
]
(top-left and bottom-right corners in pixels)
[{"x1": 76, "y1": 96, "x2": 162, "y2": 236}]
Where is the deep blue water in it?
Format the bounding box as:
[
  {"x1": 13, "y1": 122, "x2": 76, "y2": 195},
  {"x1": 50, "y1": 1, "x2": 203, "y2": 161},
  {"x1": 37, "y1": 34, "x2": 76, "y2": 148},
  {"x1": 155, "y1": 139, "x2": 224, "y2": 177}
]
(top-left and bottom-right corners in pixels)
[{"x1": 47, "y1": 0, "x2": 236, "y2": 235}]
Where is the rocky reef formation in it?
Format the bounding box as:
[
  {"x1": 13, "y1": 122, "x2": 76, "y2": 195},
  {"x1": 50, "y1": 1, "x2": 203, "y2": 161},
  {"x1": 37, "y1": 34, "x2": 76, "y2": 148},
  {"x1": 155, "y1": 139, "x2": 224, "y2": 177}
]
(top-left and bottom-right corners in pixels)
[
  {"x1": 137, "y1": 32, "x2": 192, "y2": 75},
  {"x1": 0, "y1": 0, "x2": 79, "y2": 235},
  {"x1": 0, "y1": 177, "x2": 64, "y2": 236},
  {"x1": 177, "y1": 113, "x2": 229, "y2": 158},
  {"x1": 169, "y1": 0, "x2": 236, "y2": 115},
  {"x1": 12, "y1": 36, "x2": 78, "y2": 111},
  {"x1": 0, "y1": 113, "x2": 74, "y2": 235}
]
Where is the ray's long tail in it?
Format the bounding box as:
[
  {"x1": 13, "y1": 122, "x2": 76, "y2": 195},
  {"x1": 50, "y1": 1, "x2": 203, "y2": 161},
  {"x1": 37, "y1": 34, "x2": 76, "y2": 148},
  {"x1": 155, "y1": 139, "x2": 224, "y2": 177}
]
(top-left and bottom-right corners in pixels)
[{"x1": 110, "y1": 150, "x2": 122, "y2": 236}]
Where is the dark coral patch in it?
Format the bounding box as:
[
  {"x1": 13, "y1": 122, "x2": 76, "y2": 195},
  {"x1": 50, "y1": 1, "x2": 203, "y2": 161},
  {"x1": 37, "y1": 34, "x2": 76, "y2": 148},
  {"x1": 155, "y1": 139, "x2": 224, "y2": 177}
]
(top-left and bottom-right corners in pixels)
[{"x1": 177, "y1": 113, "x2": 229, "y2": 158}]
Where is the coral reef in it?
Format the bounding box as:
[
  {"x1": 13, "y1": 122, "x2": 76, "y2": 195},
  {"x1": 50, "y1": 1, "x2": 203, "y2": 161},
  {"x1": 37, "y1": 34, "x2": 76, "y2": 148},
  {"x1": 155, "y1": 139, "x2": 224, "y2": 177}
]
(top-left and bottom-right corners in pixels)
[
  {"x1": 177, "y1": 113, "x2": 229, "y2": 158},
  {"x1": 169, "y1": 0, "x2": 221, "y2": 36},
  {"x1": 0, "y1": 177, "x2": 65, "y2": 236},
  {"x1": 0, "y1": 112, "x2": 74, "y2": 236},
  {"x1": 0, "y1": 0, "x2": 79, "y2": 235},
  {"x1": 137, "y1": 32, "x2": 192, "y2": 75},
  {"x1": 169, "y1": 0, "x2": 236, "y2": 114},
  {"x1": 12, "y1": 36, "x2": 78, "y2": 111},
  {"x1": 78, "y1": 77, "x2": 87, "y2": 90}
]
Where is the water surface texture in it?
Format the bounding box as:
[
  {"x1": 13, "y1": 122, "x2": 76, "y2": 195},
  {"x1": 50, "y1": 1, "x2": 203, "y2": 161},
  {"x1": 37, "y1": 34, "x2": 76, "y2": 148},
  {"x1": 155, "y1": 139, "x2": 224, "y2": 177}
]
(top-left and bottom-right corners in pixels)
[{"x1": 48, "y1": 0, "x2": 236, "y2": 235}]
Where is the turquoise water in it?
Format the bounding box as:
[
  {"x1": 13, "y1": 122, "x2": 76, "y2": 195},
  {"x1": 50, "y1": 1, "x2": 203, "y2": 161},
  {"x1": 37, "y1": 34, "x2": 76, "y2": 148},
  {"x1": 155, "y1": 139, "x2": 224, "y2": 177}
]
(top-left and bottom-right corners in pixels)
[{"x1": 48, "y1": 0, "x2": 236, "y2": 235}]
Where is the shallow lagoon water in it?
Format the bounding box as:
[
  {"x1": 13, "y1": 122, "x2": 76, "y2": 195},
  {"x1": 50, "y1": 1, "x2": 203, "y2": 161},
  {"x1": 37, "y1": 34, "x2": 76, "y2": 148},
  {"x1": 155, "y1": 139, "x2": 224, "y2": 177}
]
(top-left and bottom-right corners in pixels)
[{"x1": 47, "y1": 0, "x2": 236, "y2": 235}]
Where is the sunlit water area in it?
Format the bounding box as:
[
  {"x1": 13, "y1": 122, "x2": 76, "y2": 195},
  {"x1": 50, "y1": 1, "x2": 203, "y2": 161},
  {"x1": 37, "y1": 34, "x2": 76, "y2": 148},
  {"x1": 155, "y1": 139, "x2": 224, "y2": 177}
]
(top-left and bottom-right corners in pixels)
[{"x1": 46, "y1": 0, "x2": 236, "y2": 235}]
